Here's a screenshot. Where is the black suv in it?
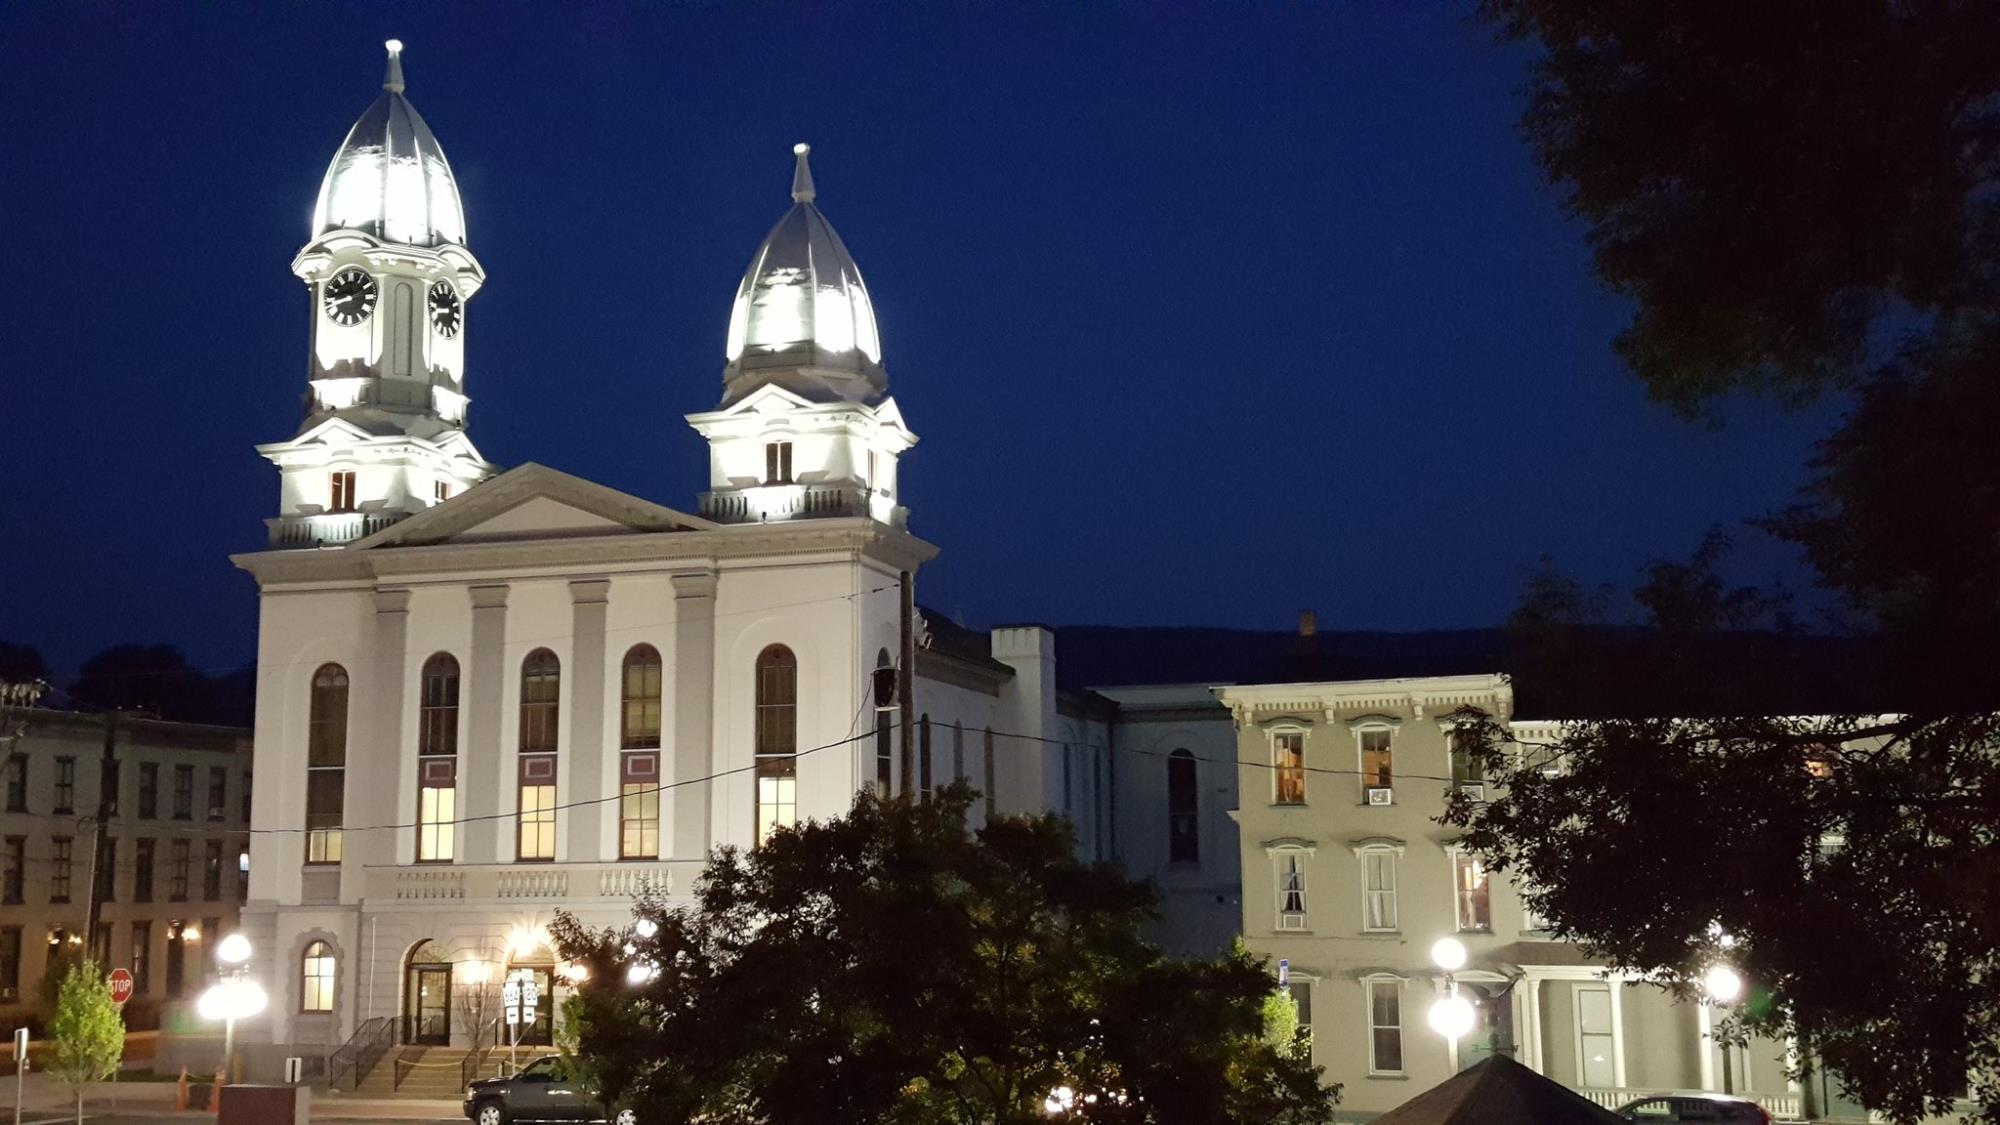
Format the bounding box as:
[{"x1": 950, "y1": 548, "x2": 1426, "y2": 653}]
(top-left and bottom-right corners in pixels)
[{"x1": 462, "y1": 1055, "x2": 635, "y2": 1125}]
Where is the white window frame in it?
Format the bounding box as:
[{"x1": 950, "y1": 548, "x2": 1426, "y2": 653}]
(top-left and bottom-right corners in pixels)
[
  {"x1": 1349, "y1": 837, "x2": 1405, "y2": 934},
  {"x1": 1266, "y1": 723, "x2": 1309, "y2": 806},
  {"x1": 1265, "y1": 840, "x2": 1316, "y2": 932},
  {"x1": 1348, "y1": 716, "x2": 1401, "y2": 804},
  {"x1": 1573, "y1": 983, "x2": 1618, "y2": 1089},
  {"x1": 1449, "y1": 846, "x2": 1492, "y2": 933},
  {"x1": 1364, "y1": 975, "x2": 1406, "y2": 1076}
]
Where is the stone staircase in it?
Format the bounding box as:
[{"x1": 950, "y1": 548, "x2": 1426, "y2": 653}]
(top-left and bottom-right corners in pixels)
[{"x1": 354, "y1": 1046, "x2": 481, "y2": 1098}]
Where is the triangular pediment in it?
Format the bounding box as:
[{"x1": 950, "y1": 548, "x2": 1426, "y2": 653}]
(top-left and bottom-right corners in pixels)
[{"x1": 352, "y1": 463, "x2": 715, "y2": 549}]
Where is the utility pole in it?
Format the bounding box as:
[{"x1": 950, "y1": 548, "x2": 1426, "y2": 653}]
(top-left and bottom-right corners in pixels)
[
  {"x1": 898, "y1": 571, "x2": 916, "y2": 797},
  {"x1": 84, "y1": 712, "x2": 119, "y2": 955}
]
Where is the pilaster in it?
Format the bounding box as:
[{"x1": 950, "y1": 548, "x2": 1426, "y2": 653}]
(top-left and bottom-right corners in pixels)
[
  {"x1": 670, "y1": 571, "x2": 717, "y2": 859},
  {"x1": 465, "y1": 584, "x2": 510, "y2": 862},
  {"x1": 566, "y1": 579, "x2": 611, "y2": 861},
  {"x1": 346, "y1": 588, "x2": 409, "y2": 893}
]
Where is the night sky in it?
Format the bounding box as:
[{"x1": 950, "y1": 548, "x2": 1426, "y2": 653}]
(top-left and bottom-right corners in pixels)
[{"x1": 0, "y1": 4, "x2": 1840, "y2": 677}]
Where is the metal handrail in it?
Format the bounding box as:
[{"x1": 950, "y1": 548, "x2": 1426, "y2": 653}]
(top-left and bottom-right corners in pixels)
[
  {"x1": 325, "y1": 1016, "x2": 393, "y2": 1091},
  {"x1": 461, "y1": 1015, "x2": 502, "y2": 1091},
  {"x1": 392, "y1": 1044, "x2": 427, "y2": 1090}
]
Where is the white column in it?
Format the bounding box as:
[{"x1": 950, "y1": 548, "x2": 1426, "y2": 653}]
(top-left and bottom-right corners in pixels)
[
  {"x1": 670, "y1": 572, "x2": 716, "y2": 859},
  {"x1": 1523, "y1": 976, "x2": 1544, "y2": 1072},
  {"x1": 566, "y1": 580, "x2": 610, "y2": 861},
  {"x1": 1698, "y1": 1001, "x2": 1716, "y2": 1092},
  {"x1": 464, "y1": 584, "x2": 510, "y2": 862},
  {"x1": 1608, "y1": 978, "x2": 1628, "y2": 1089}
]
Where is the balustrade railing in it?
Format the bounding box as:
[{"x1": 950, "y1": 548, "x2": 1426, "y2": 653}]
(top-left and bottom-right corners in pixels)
[{"x1": 374, "y1": 861, "x2": 683, "y2": 903}]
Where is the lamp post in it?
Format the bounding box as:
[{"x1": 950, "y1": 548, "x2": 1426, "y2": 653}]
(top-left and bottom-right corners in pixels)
[
  {"x1": 196, "y1": 935, "x2": 266, "y2": 1087},
  {"x1": 1703, "y1": 962, "x2": 1744, "y2": 1095},
  {"x1": 1427, "y1": 938, "x2": 1478, "y2": 1046}
]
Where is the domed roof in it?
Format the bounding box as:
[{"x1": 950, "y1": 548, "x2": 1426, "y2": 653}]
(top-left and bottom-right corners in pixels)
[
  {"x1": 310, "y1": 41, "x2": 467, "y2": 248},
  {"x1": 724, "y1": 145, "x2": 883, "y2": 381}
]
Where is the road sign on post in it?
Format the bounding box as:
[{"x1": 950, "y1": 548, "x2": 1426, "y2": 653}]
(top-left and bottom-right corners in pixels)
[
  {"x1": 107, "y1": 967, "x2": 135, "y2": 1006},
  {"x1": 521, "y1": 977, "x2": 540, "y2": 1017},
  {"x1": 1277, "y1": 959, "x2": 1289, "y2": 988},
  {"x1": 502, "y1": 978, "x2": 522, "y2": 1026}
]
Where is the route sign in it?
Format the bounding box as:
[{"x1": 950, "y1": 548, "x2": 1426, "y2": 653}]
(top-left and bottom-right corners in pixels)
[
  {"x1": 1277, "y1": 959, "x2": 1289, "y2": 988},
  {"x1": 107, "y1": 968, "x2": 135, "y2": 1006}
]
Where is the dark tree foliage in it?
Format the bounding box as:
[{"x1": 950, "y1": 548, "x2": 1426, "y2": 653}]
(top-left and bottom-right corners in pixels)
[
  {"x1": 552, "y1": 784, "x2": 1334, "y2": 1125},
  {"x1": 0, "y1": 642, "x2": 51, "y2": 684},
  {"x1": 66, "y1": 645, "x2": 252, "y2": 726}
]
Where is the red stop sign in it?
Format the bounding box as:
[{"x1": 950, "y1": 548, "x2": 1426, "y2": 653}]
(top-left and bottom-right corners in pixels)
[{"x1": 107, "y1": 968, "x2": 134, "y2": 1005}]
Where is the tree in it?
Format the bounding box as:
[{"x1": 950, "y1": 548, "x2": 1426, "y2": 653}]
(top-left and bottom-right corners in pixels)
[
  {"x1": 46, "y1": 960, "x2": 123, "y2": 1125},
  {"x1": 551, "y1": 784, "x2": 1335, "y2": 1125},
  {"x1": 0, "y1": 642, "x2": 50, "y2": 685}
]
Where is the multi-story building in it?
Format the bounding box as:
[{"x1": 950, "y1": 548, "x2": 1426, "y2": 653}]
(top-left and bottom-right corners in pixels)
[
  {"x1": 1217, "y1": 676, "x2": 1801, "y2": 1122},
  {"x1": 0, "y1": 708, "x2": 252, "y2": 1034}
]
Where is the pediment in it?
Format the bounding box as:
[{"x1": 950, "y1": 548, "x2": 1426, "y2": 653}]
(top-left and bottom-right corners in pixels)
[{"x1": 352, "y1": 462, "x2": 715, "y2": 549}]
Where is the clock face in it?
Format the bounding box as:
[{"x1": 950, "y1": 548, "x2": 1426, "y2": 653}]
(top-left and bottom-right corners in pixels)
[
  {"x1": 322, "y1": 268, "x2": 378, "y2": 327},
  {"x1": 427, "y1": 280, "x2": 463, "y2": 339}
]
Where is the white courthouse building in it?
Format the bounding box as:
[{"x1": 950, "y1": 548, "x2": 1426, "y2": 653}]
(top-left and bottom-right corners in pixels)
[{"x1": 225, "y1": 41, "x2": 1855, "y2": 1121}]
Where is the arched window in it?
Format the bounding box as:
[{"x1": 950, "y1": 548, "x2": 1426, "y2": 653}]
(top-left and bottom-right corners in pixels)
[
  {"x1": 1167, "y1": 749, "x2": 1199, "y2": 864},
  {"x1": 620, "y1": 646, "x2": 663, "y2": 750},
  {"x1": 519, "y1": 649, "x2": 561, "y2": 753},
  {"x1": 754, "y1": 645, "x2": 798, "y2": 845},
  {"x1": 872, "y1": 649, "x2": 893, "y2": 798},
  {"x1": 301, "y1": 941, "x2": 336, "y2": 1012},
  {"x1": 414, "y1": 655, "x2": 460, "y2": 862},
  {"x1": 305, "y1": 664, "x2": 348, "y2": 864}
]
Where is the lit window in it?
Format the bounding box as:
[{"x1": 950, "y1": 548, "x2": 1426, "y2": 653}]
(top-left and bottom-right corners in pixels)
[
  {"x1": 329, "y1": 471, "x2": 357, "y2": 513},
  {"x1": 1361, "y1": 850, "x2": 1398, "y2": 932},
  {"x1": 1360, "y1": 728, "x2": 1393, "y2": 796},
  {"x1": 764, "y1": 441, "x2": 793, "y2": 485},
  {"x1": 1167, "y1": 750, "x2": 1199, "y2": 864},
  {"x1": 754, "y1": 645, "x2": 798, "y2": 845},
  {"x1": 1453, "y1": 851, "x2": 1492, "y2": 932},
  {"x1": 416, "y1": 654, "x2": 458, "y2": 863},
  {"x1": 1575, "y1": 984, "x2": 1616, "y2": 1087},
  {"x1": 1273, "y1": 732, "x2": 1306, "y2": 805},
  {"x1": 620, "y1": 646, "x2": 663, "y2": 750},
  {"x1": 301, "y1": 941, "x2": 337, "y2": 1013},
  {"x1": 1368, "y1": 980, "x2": 1404, "y2": 1074},
  {"x1": 1276, "y1": 852, "x2": 1308, "y2": 930},
  {"x1": 307, "y1": 664, "x2": 349, "y2": 864},
  {"x1": 517, "y1": 781, "x2": 557, "y2": 861},
  {"x1": 418, "y1": 785, "x2": 455, "y2": 862}
]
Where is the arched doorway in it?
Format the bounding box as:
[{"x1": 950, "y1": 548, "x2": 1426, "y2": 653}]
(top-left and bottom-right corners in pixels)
[
  {"x1": 404, "y1": 940, "x2": 453, "y2": 1045},
  {"x1": 505, "y1": 938, "x2": 557, "y2": 1048}
]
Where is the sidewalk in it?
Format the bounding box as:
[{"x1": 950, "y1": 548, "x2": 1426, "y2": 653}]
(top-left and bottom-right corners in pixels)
[{"x1": 5, "y1": 1073, "x2": 462, "y2": 1123}]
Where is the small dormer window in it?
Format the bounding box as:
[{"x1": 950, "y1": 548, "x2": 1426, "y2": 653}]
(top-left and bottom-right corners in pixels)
[
  {"x1": 434, "y1": 480, "x2": 451, "y2": 503},
  {"x1": 329, "y1": 471, "x2": 357, "y2": 513},
  {"x1": 765, "y1": 441, "x2": 793, "y2": 485}
]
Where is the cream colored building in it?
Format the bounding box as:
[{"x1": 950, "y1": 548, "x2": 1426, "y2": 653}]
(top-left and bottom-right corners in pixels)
[{"x1": 1217, "y1": 676, "x2": 1801, "y2": 1121}]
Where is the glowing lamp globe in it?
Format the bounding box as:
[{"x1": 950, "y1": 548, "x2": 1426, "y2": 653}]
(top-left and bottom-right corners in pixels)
[
  {"x1": 1703, "y1": 964, "x2": 1744, "y2": 1004},
  {"x1": 216, "y1": 933, "x2": 253, "y2": 966},
  {"x1": 1427, "y1": 992, "x2": 1477, "y2": 1040},
  {"x1": 1430, "y1": 937, "x2": 1468, "y2": 972},
  {"x1": 634, "y1": 917, "x2": 659, "y2": 939},
  {"x1": 197, "y1": 978, "x2": 268, "y2": 1022}
]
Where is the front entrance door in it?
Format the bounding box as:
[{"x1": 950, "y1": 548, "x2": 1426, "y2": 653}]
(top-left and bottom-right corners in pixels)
[
  {"x1": 510, "y1": 966, "x2": 556, "y2": 1047},
  {"x1": 406, "y1": 964, "x2": 452, "y2": 1045},
  {"x1": 1460, "y1": 982, "x2": 1515, "y2": 1070}
]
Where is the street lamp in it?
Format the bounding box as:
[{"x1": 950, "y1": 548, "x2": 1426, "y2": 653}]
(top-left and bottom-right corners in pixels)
[
  {"x1": 1703, "y1": 961, "x2": 1745, "y2": 1094},
  {"x1": 1426, "y1": 936, "x2": 1478, "y2": 1044},
  {"x1": 197, "y1": 936, "x2": 267, "y2": 1087}
]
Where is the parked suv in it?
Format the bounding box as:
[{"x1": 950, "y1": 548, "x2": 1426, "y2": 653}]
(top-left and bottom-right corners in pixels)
[
  {"x1": 1615, "y1": 1094, "x2": 1774, "y2": 1125},
  {"x1": 463, "y1": 1055, "x2": 636, "y2": 1125}
]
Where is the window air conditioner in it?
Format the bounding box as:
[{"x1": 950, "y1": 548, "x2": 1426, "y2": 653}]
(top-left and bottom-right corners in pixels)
[
  {"x1": 1277, "y1": 912, "x2": 1308, "y2": 932},
  {"x1": 1456, "y1": 783, "x2": 1486, "y2": 802},
  {"x1": 1365, "y1": 787, "x2": 1393, "y2": 806}
]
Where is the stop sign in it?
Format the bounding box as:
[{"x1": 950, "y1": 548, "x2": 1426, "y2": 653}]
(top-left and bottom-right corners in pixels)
[{"x1": 107, "y1": 968, "x2": 135, "y2": 1005}]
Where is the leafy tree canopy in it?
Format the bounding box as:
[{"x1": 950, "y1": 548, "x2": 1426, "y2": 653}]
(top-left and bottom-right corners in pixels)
[
  {"x1": 66, "y1": 645, "x2": 252, "y2": 726},
  {"x1": 552, "y1": 784, "x2": 1335, "y2": 1125},
  {"x1": 0, "y1": 642, "x2": 50, "y2": 685},
  {"x1": 46, "y1": 959, "x2": 124, "y2": 1125}
]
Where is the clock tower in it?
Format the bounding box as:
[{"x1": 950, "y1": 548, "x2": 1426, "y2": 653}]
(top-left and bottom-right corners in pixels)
[{"x1": 257, "y1": 40, "x2": 495, "y2": 548}]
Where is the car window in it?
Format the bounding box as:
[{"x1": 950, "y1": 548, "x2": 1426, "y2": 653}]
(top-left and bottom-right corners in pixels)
[
  {"x1": 1722, "y1": 1103, "x2": 1763, "y2": 1122},
  {"x1": 518, "y1": 1058, "x2": 559, "y2": 1082},
  {"x1": 1674, "y1": 1099, "x2": 1723, "y2": 1121},
  {"x1": 1626, "y1": 1101, "x2": 1676, "y2": 1120}
]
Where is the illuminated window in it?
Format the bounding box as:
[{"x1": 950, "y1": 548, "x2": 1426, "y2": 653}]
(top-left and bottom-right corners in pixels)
[
  {"x1": 130, "y1": 922, "x2": 150, "y2": 993},
  {"x1": 620, "y1": 753, "x2": 659, "y2": 859},
  {"x1": 1360, "y1": 728, "x2": 1393, "y2": 794},
  {"x1": 754, "y1": 645, "x2": 798, "y2": 845},
  {"x1": 418, "y1": 785, "x2": 455, "y2": 863},
  {"x1": 301, "y1": 941, "x2": 336, "y2": 1013},
  {"x1": 1361, "y1": 849, "x2": 1398, "y2": 932},
  {"x1": 518, "y1": 649, "x2": 561, "y2": 754},
  {"x1": 620, "y1": 646, "x2": 663, "y2": 750},
  {"x1": 1167, "y1": 750, "x2": 1199, "y2": 864},
  {"x1": 305, "y1": 664, "x2": 348, "y2": 865},
  {"x1": 329, "y1": 471, "x2": 357, "y2": 513},
  {"x1": 517, "y1": 779, "x2": 557, "y2": 861},
  {"x1": 415, "y1": 653, "x2": 459, "y2": 864},
  {"x1": 1273, "y1": 732, "x2": 1306, "y2": 805},
  {"x1": 1575, "y1": 984, "x2": 1616, "y2": 1087},
  {"x1": 764, "y1": 441, "x2": 793, "y2": 484},
  {"x1": 1453, "y1": 851, "x2": 1491, "y2": 932},
  {"x1": 1367, "y1": 979, "x2": 1404, "y2": 1074}
]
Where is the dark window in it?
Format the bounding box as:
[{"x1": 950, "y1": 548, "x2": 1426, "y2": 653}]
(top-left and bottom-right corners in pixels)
[
  {"x1": 0, "y1": 838, "x2": 22, "y2": 904},
  {"x1": 172, "y1": 765, "x2": 193, "y2": 820},
  {"x1": 519, "y1": 649, "x2": 560, "y2": 753},
  {"x1": 208, "y1": 766, "x2": 227, "y2": 821},
  {"x1": 329, "y1": 470, "x2": 357, "y2": 512},
  {"x1": 96, "y1": 838, "x2": 116, "y2": 903},
  {"x1": 919, "y1": 715, "x2": 933, "y2": 799},
  {"x1": 134, "y1": 838, "x2": 155, "y2": 902},
  {"x1": 138, "y1": 763, "x2": 158, "y2": 819},
  {"x1": 418, "y1": 654, "x2": 460, "y2": 757},
  {"x1": 169, "y1": 839, "x2": 190, "y2": 901},
  {"x1": 763, "y1": 441, "x2": 793, "y2": 484},
  {"x1": 620, "y1": 646, "x2": 662, "y2": 750},
  {"x1": 100, "y1": 758, "x2": 119, "y2": 816},
  {"x1": 3, "y1": 754, "x2": 23, "y2": 813},
  {"x1": 753, "y1": 645, "x2": 798, "y2": 846},
  {"x1": 1168, "y1": 749, "x2": 1200, "y2": 864},
  {"x1": 241, "y1": 771, "x2": 252, "y2": 823},
  {"x1": 165, "y1": 923, "x2": 186, "y2": 998},
  {"x1": 92, "y1": 924, "x2": 110, "y2": 965},
  {"x1": 0, "y1": 927, "x2": 19, "y2": 1000},
  {"x1": 307, "y1": 664, "x2": 349, "y2": 864},
  {"x1": 873, "y1": 650, "x2": 893, "y2": 798},
  {"x1": 202, "y1": 840, "x2": 222, "y2": 901},
  {"x1": 130, "y1": 921, "x2": 151, "y2": 993},
  {"x1": 49, "y1": 837, "x2": 72, "y2": 902},
  {"x1": 54, "y1": 757, "x2": 75, "y2": 814}
]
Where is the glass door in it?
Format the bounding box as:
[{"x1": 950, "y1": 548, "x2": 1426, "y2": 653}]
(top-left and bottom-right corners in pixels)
[
  {"x1": 514, "y1": 966, "x2": 556, "y2": 1046},
  {"x1": 406, "y1": 964, "x2": 452, "y2": 1045}
]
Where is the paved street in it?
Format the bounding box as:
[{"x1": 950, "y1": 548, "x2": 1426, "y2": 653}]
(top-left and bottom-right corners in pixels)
[{"x1": 6, "y1": 1073, "x2": 462, "y2": 1125}]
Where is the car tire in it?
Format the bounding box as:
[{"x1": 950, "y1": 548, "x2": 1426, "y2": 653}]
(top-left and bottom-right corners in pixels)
[{"x1": 475, "y1": 1100, "x2": 509, "y2": 1125}]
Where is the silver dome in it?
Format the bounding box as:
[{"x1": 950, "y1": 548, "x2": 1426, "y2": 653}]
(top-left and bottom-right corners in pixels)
[
  {"x1": 724, "y1": 145, "x2": 882, "y2": 379},
  {"x1": 310, "y1": 41, "x2": 467, "y2": 248}
]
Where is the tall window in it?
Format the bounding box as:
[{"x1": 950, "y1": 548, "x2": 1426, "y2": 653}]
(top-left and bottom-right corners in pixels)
[
  {"x1": 519, "y1": 649, "x2": 561, "y2": 753},
  {"x1": 49, "y1": 837, "x2": 72, "y2": 903},
  {"x1": 329, "y1": 470, "x2": 357, "y2": 512},
  {"x1": 1167, "y1": 750, "x2": 1199, "y2": 864},
  {"x1": 1449, "y1": 730, "x2": 1484, "y2": 788},
  {"x1": 620, "y1": 646, "x2": 663, "y2": 749},
  {"x1": 130, "y1": 922, "x2": 151, "y2": 993},
  {"x1": 754, "y1": 645, "x2": 798, "y2": 845},
  {"x1": 172, "y1": 765, "x2": 193, "y2": 819},
  {"x1": 1360, "y1": 728, "x2": 1393, "y2": 794},
  {"x1": 516, "y1": 764, "x2": 557, "y2": 861},
  {"x1": 1453, "y1": 851, "x2": 1492, "y2": 931},
  {"x1": 138, "y1": 763, "x2": 158, "y2": 819},
  {"x1": 920, "y1": 715, "x2": 934, "y2": 800},
  {"x1": 133, "y1": 839, "x2": 155, "y2": 902},
  {"x1": 306, "y1": 664, "x2": 349, "y2": 864},
  {"x1": 1361, "y1": 849, "x2": 1398, "y2": 931},
  {"x1": 983, "y1": 728, "x2": 996, "y2": 819},
  {"x1": 873, "y1": 650, "x2": 894, "y2": 798},
  {"x1": 169, "y1": 840, "x2": 190, "y2": 901},
  {"x1": 96, "y1": 839, "x2": 116, "y2": 904},
  {"x1": 99, "y1": 759, "x2": 119, "y2": 816},
  {"x1": 202, "y1": 841, "x2": 223, "y2": 901},
  {"x1": 0, "y1": 838, "x2": 20, "y2": 904},
  {"x1": 764, "y1": 441, "x2": 793, "y2": 484},
  {"x1": 3, "y1": 755, "x2": 23, "y2": 813},
  {"x1": 417, "y1": 654, "x2": 459, "y2": 863},
  {"x1": 0, "y1": 927, "x2": 19, "y2": 1001},
  {"x1": 619, "y1": 752, "x2": 660, "y2": 859},
  {"x1": 1273, "y1": 732, "x2": 1306, "y2": 805},
  {"x1": 302, "y1": 941, "x2": 337, "y2": 1012},
  {"x1": 1276, "y1": 852, "x2": 1308, "y2": 929},
  {"x1": 1575, "y1": 984, "x2": 1616, "y2": 1087},
  {"x1": 1368, "y1": 980, "x2": 1404, "y2": 1074},
  {"x1": 207, "y1": 766, "x2": 227, "y2": 820},
  {"x1": 1287, "y1": 981, "x2": 1313, "y2": 1048},
  {"x1": 54, "y1": 757, "x2": 75, "y2": 814}
]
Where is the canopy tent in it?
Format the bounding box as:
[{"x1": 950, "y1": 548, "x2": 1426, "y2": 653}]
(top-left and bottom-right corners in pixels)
[{"x1": 1370, "y1": 1056, "x2": 1630, "y2": 1125}]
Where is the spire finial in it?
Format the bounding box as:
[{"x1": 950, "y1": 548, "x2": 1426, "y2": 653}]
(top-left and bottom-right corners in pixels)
[
  {"x1": 383, "y1": 39, "x2": 406, "y2": 94},
  {"x1": 791, "y1": 143, "x2": 816, "y2": 204}
]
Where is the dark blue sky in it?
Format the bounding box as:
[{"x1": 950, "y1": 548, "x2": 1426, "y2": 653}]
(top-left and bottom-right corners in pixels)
[{"x1": 0, "y1": 4, "x2": 1838, "y2": 676}]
